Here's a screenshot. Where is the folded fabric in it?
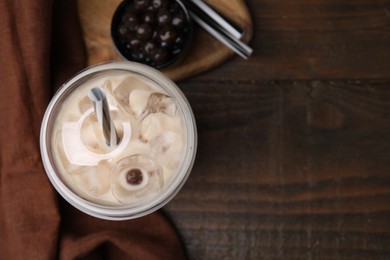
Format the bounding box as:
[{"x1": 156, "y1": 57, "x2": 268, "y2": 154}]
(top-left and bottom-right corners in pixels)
[{"x1": 0, "y1": 0, "x2": 186, "y2": 259}]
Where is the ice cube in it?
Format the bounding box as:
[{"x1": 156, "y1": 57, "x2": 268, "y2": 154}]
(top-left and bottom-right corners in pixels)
[
  {"x1": 69, "y1": 161, "x2": 111, "y2": 197},
  {"x1": 150, "y1": 131, "x2": 184, "y2": 170},
  {"x1": 113, "y1": 76, "x2": 151, "y2": 113},
  {"x1": 146, "y1": 92, "x2": 176, "y2": 116},
  {"x1": 102, "y1": 80, "x2": 117, "y2": 106},
  {"x1": 129, "y1": 89, "x2": 153, "y2": 119},
  {"x1": 139, "y1": 113, "x2": 162, "y2": 142},
  {"x1": 140, "y1": 109, "x2": 184, "y2": 142},
  {"x1": 78, "y1": 96, "x2": 92, "y2": 114},
  {"x1": 80, "y1": 113, "x2": 108, "y2": 154}
]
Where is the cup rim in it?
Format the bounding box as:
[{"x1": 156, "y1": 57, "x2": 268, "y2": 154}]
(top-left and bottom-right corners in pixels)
[{"x1": 40, "y1": 61, "x2": 197, "y2": 220}]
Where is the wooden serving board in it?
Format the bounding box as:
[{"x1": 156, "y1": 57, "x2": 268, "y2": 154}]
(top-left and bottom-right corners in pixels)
[{"x1": 77, "y1": 0, "x2": 253, "y2": 81}]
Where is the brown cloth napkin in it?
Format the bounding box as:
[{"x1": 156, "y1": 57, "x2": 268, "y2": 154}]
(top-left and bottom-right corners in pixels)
[{"x1": 0, "y1": 0, "x2": 186, "y2": 259}]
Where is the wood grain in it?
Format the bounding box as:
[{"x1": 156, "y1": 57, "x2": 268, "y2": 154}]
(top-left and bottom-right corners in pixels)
[
  {"x1": 165, "y1": 79, "x2": 390, "y2": 259},
  {"x1": 77, "y1": 0, "x2": 253, "y2": 81},
  {"x1": 161, "y1": 0, "x2": 390, "y2": 259}
]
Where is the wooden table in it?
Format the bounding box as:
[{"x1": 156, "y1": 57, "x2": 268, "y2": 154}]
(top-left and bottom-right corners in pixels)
[{"x1": 163, "y1": 0, "x2": 390, "y2": 259}]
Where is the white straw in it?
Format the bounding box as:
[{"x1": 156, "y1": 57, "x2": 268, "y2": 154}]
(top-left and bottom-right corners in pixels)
[{"x1": 88, "y1": 87, "x2": 118, "y2": 148}]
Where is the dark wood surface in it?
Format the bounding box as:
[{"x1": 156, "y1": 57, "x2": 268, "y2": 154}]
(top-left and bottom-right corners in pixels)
[{"x1": 163, "y1": 0, "x2": 390, "y2": 259}]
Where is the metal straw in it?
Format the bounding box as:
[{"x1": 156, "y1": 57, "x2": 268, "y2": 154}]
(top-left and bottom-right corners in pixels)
[
  {"x1": 190, "y1": 0, "x2": 243, "y2": 40},
  {"x1": 190, "y1": 12, "x2": 253, "y2": 59},
  {"x1": 88, "y1": 87, "x2": 118, "y2": 148},
  {"x1": 183, "y1": 0, "x2": 253, "y2": 59}
]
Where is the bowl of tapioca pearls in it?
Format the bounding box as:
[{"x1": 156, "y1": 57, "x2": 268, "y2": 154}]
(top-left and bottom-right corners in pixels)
[{"x1": 111, "y1": 0, "x2": 193, "y2": 69}]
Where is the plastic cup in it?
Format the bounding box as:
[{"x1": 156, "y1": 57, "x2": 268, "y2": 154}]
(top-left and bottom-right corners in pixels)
[{"x1": 40, "y1": 61, "x2": 197, "y2": 220}]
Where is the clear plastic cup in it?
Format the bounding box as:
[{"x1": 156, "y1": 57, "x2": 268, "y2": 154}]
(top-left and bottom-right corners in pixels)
[{"x1": 40, "y1": 61, "x2": 197, "y2": 220}]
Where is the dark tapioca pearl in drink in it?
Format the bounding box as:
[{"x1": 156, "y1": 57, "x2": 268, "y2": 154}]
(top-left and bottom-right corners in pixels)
[
  {"x1": 126, "y1": 168, "x2": 144, "y2": 185},
  {"x1": 112, "y1": 0, "x2": 193, "y2": 68}
]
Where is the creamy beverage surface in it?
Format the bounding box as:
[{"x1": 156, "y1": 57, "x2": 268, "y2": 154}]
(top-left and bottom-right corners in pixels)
[{"x1": 51, "y1": 71, "x2": 186, "y2": 206}]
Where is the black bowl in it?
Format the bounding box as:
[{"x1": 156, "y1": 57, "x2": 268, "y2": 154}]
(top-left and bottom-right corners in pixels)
[{"x1": 111, "y1": 0, "x2": 193, "y2": 69}]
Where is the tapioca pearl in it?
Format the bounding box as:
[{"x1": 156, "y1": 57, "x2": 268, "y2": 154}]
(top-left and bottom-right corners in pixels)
[
  {"x1": 116, "y1": 166, "x2": 150, "y2": 192},
  {"x1": 151, "y1": 48, "x2": 168, "y2": 64},
  {"x1": 174, "y1": 35, "x2": 183, "y2": 45},
  {"x1": 126, "y1": 168, "x2": 144, "y2": 185},
  {"x1": 144, "y1": 41, "x2": 157, "y2": 55},
  {"x1": 143, "y1": 11, "x2": 156, "y2": 24},
  {"x1": 117, "y1": 25, "x2": 128, "y2": 36},
  {"x1": 122, "y1": 12, "x2": 139, "y2": 31},
  {"x1": 136, "y1": 23, "x2": 153, "y2": 40},
  {"x1": 151, "y1": 30, "x2": 159, "y2": 40},
  {"x1": 152, "y1": 0, "x2": 167, "y2": 9},
  {"x1": 134, "y1": 0, "x2": 150, "y2": 10},
  {"x1": 157, "y1": 8, "x2": 172, "y2": 26},
  {"x1": 126, "y1": 33, "x2": 142, "y2": 48},
  {"x1": 172, "y1": 46, "x2": 182, "y2": 55},
  {"x1": 130, "y1": 48, "x2": 146, "y2": 61},
  {"x1": 171, "y1": 12, "x2": 185, "y2": 28},
  {"x1": 168, "y1": 2, "x2": 181, "y2": 13},
  {"x1": 158, "y1": 26, "x2": 177, "y2": 46},
  {"x1": 125, "y1": 43, "x2": 132, "y2": 51}
]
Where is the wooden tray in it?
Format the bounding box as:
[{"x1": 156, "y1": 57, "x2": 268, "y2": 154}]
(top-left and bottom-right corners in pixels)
[{"x1": 77, "y1": 0, "x2": 253, "y2": 81}]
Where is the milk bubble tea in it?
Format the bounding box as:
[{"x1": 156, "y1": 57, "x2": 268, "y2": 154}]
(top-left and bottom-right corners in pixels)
[{"x1": 51, "y1": 72, "x2": 186, "y2": 206}]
